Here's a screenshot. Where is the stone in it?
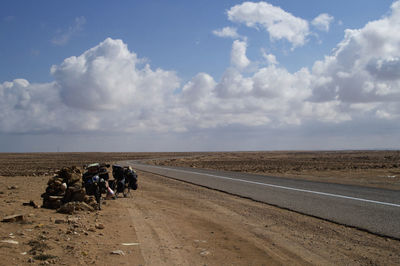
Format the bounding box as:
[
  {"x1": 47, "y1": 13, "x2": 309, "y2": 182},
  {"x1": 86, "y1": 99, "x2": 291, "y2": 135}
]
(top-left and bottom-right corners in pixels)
[
  {"x1": 42, "y1": 198, "x2": 62, "y2": 209},
  {"x1": 42, "y1": 166, "x2": 85, "y2": 210},
  {"x1": 200, "y1": 250, "x2": 210, "y2": 256},
  {"x1": 67, "y1": 217, "x2": 79, "y2": 223},
  {"x1": 70, "y1": 189, "x2": 86, "y2": 202},
  {"x1": 58, "y1": 201, "x2": 94, "y2": 214},
  {"x1": 2, "y1": 214, "x2": 25, "y2": 223},
  {"x1": 111, "y1": 250, "x2": 125, "y2": 256},
  {"x1": 48, "y1": 196, "x2": 63, "y2": 201},
  {"x1": 23, "y1": 200, "x2": 39, "y2": 208},
  {"x1": 58, "y1": 167, "x2": 81, "y2": 185},
  {"x1": 58, "y1": 204, "x2": 75, "y2": 214},
  {"x1": 121, "y1": 243, "x2": 140, "y2": 246},
  {"x1": 95, "y1": 223, "x2": 105, "y2": 229},
  {"x1": 84, "y1": 196, "x2": 98, "y2": 209},
  {"x1": 1, "y1": 239, "x2": 19, "y2": 244}
]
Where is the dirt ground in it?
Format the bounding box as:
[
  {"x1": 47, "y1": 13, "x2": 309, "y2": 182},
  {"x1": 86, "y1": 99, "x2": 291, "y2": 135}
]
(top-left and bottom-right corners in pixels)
[{"x1": 0, "y1": 152, "x2": 400, "y2": 265}]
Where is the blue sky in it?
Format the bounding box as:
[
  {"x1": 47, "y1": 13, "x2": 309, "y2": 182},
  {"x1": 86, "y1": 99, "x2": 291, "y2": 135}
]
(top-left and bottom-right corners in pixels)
[
  {"x1": 1, "y1": 0, "x2": 399, "y2": 152},
  {"x1": 1, "y1": 0, "x2": 393, "y2": 82}
]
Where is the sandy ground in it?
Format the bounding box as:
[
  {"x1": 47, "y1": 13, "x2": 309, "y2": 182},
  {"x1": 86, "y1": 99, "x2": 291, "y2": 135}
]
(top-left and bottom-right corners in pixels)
[{"x1": 0, "y1": 152, "x2": 400, "y2": 265}]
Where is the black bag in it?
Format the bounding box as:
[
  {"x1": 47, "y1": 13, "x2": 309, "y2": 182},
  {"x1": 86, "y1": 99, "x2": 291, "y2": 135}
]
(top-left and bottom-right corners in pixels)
[
  {"x1": 84, "y1": 176, "x2": 96, "y2": 195},
  {"x1": 126, "y1": 169, "x2": 138, "y2": 190},
  {"x1": 99, "y1": 170, "x2": 109, "y2": 181},
  {"x1": 112, "y1": 165, "x2": 124, "y2": 180},
  {"x1": 129, "y1": 181, "x2": 138, "y2": 190},
  {"x1": 117, "y1": 178, "x2": 125, "y2": 193}
]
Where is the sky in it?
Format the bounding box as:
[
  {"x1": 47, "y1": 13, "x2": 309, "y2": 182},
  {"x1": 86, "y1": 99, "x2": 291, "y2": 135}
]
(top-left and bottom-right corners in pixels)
[{"x1": 0, "y1": 0, "x2": 399, "y2": 152}]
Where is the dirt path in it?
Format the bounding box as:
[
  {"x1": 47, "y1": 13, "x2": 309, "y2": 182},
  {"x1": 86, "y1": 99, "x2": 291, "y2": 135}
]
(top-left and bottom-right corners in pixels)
[
  {"x1": 1, "y1": 171, "x2": 400, "y2": 265},
  {"x1": 127, "y1": 173, "x2": 313, "y2": 265}
]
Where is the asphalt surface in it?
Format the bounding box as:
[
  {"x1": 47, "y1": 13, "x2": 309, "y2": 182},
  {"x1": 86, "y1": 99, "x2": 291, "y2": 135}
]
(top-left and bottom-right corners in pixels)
[{"x1": 125, "y1": 161, "x2": 400, "y2": 239}]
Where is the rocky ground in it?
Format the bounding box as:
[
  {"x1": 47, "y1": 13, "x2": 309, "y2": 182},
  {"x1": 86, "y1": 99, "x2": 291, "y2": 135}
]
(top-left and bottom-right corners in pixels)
[
  {"x1": 0, "y1": 152, "x2": 195, "y2": 177},
  {"x1": 0, "y1": 152, "x2": 400, "y2": 265}
]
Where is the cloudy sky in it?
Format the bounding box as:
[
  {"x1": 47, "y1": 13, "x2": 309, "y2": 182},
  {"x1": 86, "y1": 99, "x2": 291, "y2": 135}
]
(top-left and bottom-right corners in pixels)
[{"x1": 1, "y1": 0, "x2": 399, "y2": 152}]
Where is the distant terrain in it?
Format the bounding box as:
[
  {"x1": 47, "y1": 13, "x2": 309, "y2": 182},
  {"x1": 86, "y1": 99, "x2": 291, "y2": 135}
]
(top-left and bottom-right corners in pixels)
[{"x1": 149, "y1": 150, "x2": 400, "y2": 190}]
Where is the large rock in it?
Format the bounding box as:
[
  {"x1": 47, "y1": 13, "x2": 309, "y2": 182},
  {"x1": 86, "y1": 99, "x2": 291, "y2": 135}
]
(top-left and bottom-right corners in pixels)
[
  {"x1": 83, "y1": 195, "x2": 98, "y2": 209},
  {"x1": 58, "y1": 167, "x2": 81, "y2": 186},
  {"x1": 63, "y1": 185, "x2": 85, "y2": 203}
]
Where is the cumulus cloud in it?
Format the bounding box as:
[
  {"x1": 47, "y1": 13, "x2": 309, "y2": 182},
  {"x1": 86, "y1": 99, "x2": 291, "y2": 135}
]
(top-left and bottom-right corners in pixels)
[
  {"x1": 177, "y1": 64, "x2": 314, "y2": 129},
  {"x1": 51, "y1": 38, "x2": 180, "y2": 111},
  {"x1": 312, "y1": 13, "x2": 334, "y2": 32},
  {"x1": 52, "y1": 16, "x2": 86, "y2": 45},
  {"x1": 215, "y1": 68, "x2": 253, "y2": 98},
  {"x1": 310, "y1": 1, "x2": 400, "y2": 105},
  {"x1": 181, "y1": 73, "x2": 216, "y2": 106},
  {"x1": 227, "y1": 1, "x2": 310, "y2": 48},
  {"x1": 230, "y1": 40, "x2": 250, "y2": 69},
  {"x1": 0, "y1": 79, "x2": 66, "y2": 133},
  {"x1": 261, "y1": 49, "x2": 278, "y2": 65},
  {"x1": 0, "y1": 38, "x2": 182, "y2": 134},
  {"x1": 366, "y1": 57, "x2": 400, "y2": 81},
  {"x1": 212, "y1": 27, "x2": 240, "y2": 39},
  {"x1": 180, "y1": 1, "x2": 400, "y2": 130}
]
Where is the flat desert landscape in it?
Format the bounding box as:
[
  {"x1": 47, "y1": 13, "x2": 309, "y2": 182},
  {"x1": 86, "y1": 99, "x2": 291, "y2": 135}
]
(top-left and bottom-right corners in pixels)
[{"x1": 1, "y1": 151, "x2": 400, "y2": 265}]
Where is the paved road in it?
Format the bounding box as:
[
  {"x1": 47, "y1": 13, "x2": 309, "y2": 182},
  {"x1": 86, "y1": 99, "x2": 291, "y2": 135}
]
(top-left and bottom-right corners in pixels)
[{"x1": 125, "y1": 161, "x2": 400, "y2": 239}]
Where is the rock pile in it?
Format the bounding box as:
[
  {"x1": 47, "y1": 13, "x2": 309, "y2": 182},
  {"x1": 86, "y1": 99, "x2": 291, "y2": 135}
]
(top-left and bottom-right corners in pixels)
[
  {"x1": 58, "y1": 201, "x2": 94, "y2": 214},
  {"x1": 41, "y1": 166, "x2": 97, "y2": 210}
]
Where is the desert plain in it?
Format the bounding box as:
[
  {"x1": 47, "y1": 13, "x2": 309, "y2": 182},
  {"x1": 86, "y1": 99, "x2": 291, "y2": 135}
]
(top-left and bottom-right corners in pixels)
[{"x1": 0, "y1": 151, "x2": 400, "y2": 265}]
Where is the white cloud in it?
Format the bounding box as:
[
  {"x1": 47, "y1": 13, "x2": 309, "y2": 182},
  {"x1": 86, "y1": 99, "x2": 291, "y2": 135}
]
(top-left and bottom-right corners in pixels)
[
  {"x1": 312, "y1": 13, "x2": 334, "y2": 32},
  {"x1": 261, "y1": 49, "x2": 278, "y2": 65},
  {"x1": 227, "y1": 1, "x2": 310, "y2": 48},
  {"x1": 52, "y1": 16, "x2": 86, "y2": 45},
  {"x1": 230, "y1": 40, "x2": 250, "y2": 69},
  {"x1": 215, "y1": 68, "x2": 253, "y2": 98},
  {"x1": 181, "y1": 73, "x2": 216, "y2": 106},
  {"x1": 212, "y1": 27, "x2": 240, "y2": 39},
  {"x1": 176, "y1": 57, "x2": 316, "y2": 128},
  {"x1": 366, "y1": 57, "x2": 400, "y2": 81},
  {"x1": 180, "y1": 1, "x2": 400, "y2": 130},
  {"x1": 310, "y1": 1, "x2": 400, "y2": 105},
  {"x1": 51, "y1": 38, "x2": 180, "y2": 111},
  {"x1": 0, "y1": 38, "x2": 182, "y2": 134},
  {"x1": 0, "y1": 79, "x2": 66, "y2": 133}
]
